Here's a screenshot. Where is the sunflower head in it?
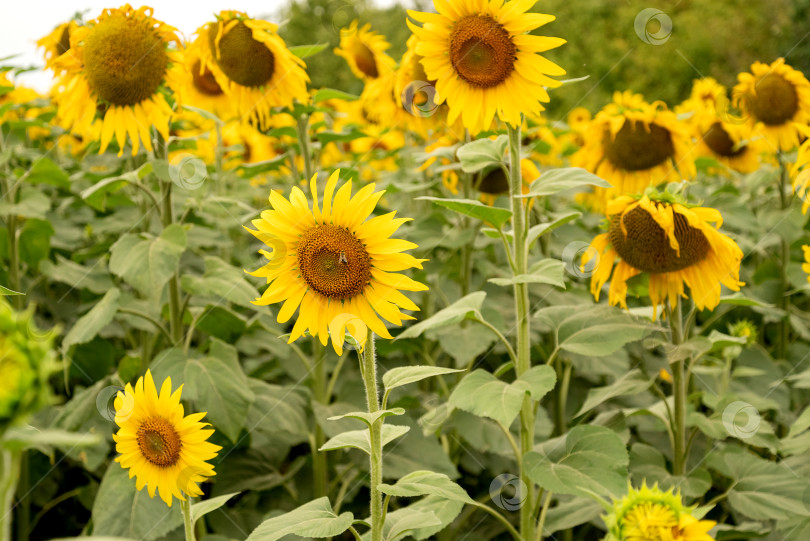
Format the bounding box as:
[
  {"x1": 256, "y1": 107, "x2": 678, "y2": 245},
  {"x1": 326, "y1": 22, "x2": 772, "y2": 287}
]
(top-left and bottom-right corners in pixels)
[
  {"x1": 334, "y1": 20, "x2": 395, "y2": 81},
  {"x1": 37, "y1": 20, "x2": 80, "y2": 69},
  {"x1": 113, "y1": 370, "x2": 221, "y2": 506},
  {"x1": 728, "y1": 319, "x2": 757, "y2": 345}
]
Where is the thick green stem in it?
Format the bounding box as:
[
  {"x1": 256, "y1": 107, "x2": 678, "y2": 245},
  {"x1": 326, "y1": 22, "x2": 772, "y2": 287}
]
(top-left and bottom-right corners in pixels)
[
  {"x1": 1, "y1": 450, "x2": 21, "y2": 541},
  {"x1": 668, "y1": 299, "x2": 686, "y2": 476},
  {"x1": 554, "y1": 362, "x2": 572, "y2": 436},
  {"x1": 181, "y1": 497, "x2": 194, "y2": 541},
  {"x1": 777, "y1": 154, "x2": 790, "y2": 359},
  {"x1": 6, "y1": 215, "x2": 21, "y2": 310},
  {"x1": 507, "y1": 123, "x2": 535, "y2": 540},
  {"x1": 160, "y1": 179, "x2": 183, "y2": 344},
  {"x1": 360, "y1": 330, "x2": 383, "y2": 541},
  {"x1": 311, "y1": 339, "x2": 329, "y2": 498},
  {"x1": 297, "y1": 115, "x2": 315, "y2": 182}
]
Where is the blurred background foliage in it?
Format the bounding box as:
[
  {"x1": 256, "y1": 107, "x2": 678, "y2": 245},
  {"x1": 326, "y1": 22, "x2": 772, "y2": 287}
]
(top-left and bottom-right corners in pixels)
[{"x1": 277, "y1": 0, "x2": 806, "y2": 117}]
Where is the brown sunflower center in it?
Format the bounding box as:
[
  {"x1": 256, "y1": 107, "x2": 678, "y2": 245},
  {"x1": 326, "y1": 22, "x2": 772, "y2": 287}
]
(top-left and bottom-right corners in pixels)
[
  {"x1": 297, "y1": 224, "x2": 371, "y2": 299},
  {"x1": 191, "y1": 59, "x2": 223, "y2": 96},
  {"x1": 750, "y1": 73, "x2": 798, "y2": 125},
  {"x1": 703, "y1": 122, "x2": 744, "y2": 157},
  {"x1": 209, "y1": 21, "x2": 275, "y2": 87},
  {"x1": 57, "y1": 25, "x2": 72, "y2": 56},
  {"x1": 478, "y1": 167, "x2": 509, "y2": 194},
  {"x1": 608, "y1": 206, "x2": 710, "y2": 273},
  {"x1": 137, "y1": 417, "x2": 181, "y2": 467},
  {"x1": 604, "y1": 121, "x2": 675, "y2": 172},
  {"x1": 82, "y1": 14, "x2": 168, "y2": 106},
  {"x1": 449, "y1": 15, "x2": 515, "y2": 88},
  {"x1": 353, "y1": 42, "x2": 378, "y2": 79}
]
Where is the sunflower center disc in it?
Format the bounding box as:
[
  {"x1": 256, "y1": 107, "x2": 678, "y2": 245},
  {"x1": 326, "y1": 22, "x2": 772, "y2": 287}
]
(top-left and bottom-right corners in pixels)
[
  {"x1": 82, "y1": 14, "x2": 168, "y2": 106},
  {"x1": 137, "y1": 417, "x2": 181, "y2": 467},
  {"x1": 297, "y1": 224, "x2": 371, "y2": 299},
  {"x1": 750, "y1": 73, "x2": 798, "y2": 125},
  {"x1": 209, "y1": 21, "x2": 275, "y2": 87},
  {"x1": 450, "y1": 15, "x2": 516, "y2": 88},
  {"x1": 191, "y1": 59, "x2": 223, "y2": 96},
  {"x1": 703, "y1": 122, "x2": 744, "y2": 157},
  {"x1": 57, "y1": 25, "x2": 72, "y2": 56},
  {"x1": 604, "y1": 120, "x2": 675, "y2": 171},
  {"x1": 478, "y1": 168, "x2": 509, "y2": 194},
  {"x1": 353, "y1": 42, "x2": 378, "y2": 78},
  {"x1": 609, "y1": 206, "x2": 710, "y2": 273}
]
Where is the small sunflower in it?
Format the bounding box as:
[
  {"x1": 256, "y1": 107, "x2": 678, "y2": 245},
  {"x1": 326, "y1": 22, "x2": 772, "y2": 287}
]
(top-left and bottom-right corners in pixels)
[
  {"x1": 407, "y1": 0, "x2": 566, "y2": 134},
  {"x1": 52, "y1": 5, "x2": 185, "y2": 156},
  {"x1": 192, "y1": 11, "x2": 309, "y2": 129},
  {"x1": 37, "y1": 20, "x2": 80, "y2": 70},
  {"x1": 476, "y1": 159, "x2": 539, "y2": 205},
  {"x1": 733, "y1": 58, "x2": 810, "y2": 152},
  {"x1": 335, "y1": 20, "x2": 396, "y2": 82},
  {"x1": 675, "y1": 77, "x2": 727, "y2": 116},
  {"x1": 803, "y1": 245, "x2": 810, "y2": 282},
  {"x1": 113, "y1": 370, "x2": 221, "y2": 507},
  {"x1": 246, "y1": 170, "x2": 428, "y2": 354},
  {"x1": 179, "y1": 44, "x2": 234, "y2": 121},
  {"x1": 583, "y1": 193, "x2": 744, "y2": 318},
  {"x1": 604, "y1": 482, "x2": 716, "y2": 541},
  {"x1": 790, "y1": 124, "x2": 810, "y2": 214}
]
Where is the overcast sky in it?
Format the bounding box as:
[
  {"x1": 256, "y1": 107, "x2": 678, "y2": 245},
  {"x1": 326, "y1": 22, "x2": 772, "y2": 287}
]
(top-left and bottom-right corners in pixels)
[{"x1": 1, "y1": 0, "x2": 398, "y2": 92}]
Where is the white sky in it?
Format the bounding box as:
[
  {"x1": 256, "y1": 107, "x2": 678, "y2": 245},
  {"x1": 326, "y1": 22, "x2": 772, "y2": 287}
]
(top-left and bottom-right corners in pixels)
[{"x1": 1, "y1": 0, "x2": 398, "y2": 92}]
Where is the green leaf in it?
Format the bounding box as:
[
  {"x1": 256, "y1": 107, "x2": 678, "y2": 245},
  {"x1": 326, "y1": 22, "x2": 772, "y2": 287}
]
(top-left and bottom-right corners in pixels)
[
  {"x1": 319, "y1": 425, "x2": 411, "y2": 455},
  {"x1": 181, "y1": 255, "x2": 260, "y2": 309},
  {"x1": 40, "y1": 255, "x2": 114, "y2": 294},
  {"x1": 448, "y1": 369, "x2": 527, "y2": 427},
  {"x1": 382, "y1": 366, "x2": 465, "y2": 392},
  {"x1": 381, "y1": 509, "x2": 442, "y2": 541},
  {"x1": 81, "y1": 162, "x2": 152, "y2": 210},
  {"x1": 719, "y1": 293, "x2": 773, "y2": 307},
  {"x1": 328, "y1": 408, "x2": 406, "y2": 428},
  {"x1": 52, "y1": 538, "x2": 137, "y2": 541},
  {"x1": 526, "y1": 212, "x2": 582, "y2": 247},
  {"x1": 378, "y1": 471, "x2": 475, "y2": 504},
  {"x1": 316, "y1": 129, "x2": 368, "y2": 145},
  {"x1": 524, "y1": 425, "x2": 629, "y2": 499},
  {"x1": 575, "y1": 369, "x2": 653, "y2": 416},
  {"x1": 417, "y1": 197, "x2": 512, "y2": 228},
  {"x1": 194, "y1": 305, "x2": 247, "y2": 343},
  {"x1": 245, "y1": 497, "x2": 354, "y2": 540},
  {"x1": 518, "y1": 167, "x2": 611, "y2": 198},
  {"x1": 191, "y1": 492, "x2": 240, "y2": 525},
  {"x1": 0, "y1": 285, "x2": 23, "y2": 296},
  {"x1": 517, "y1": 365, "x2": 557, "y2": 400},
  {"x1": 313, "y1": 88, "x2": 359, "y2": 102},
  {"x1": 0, "y1": 185, "x2": 50, "y2": 219},
  {"x1": 489, "y1": 259, "x2": 565, "y2": 288},
  {"x1": 235, "y1": 155, "x2": 287, "y2": 177},
  {"x1": 397, "y1": 292, "x2": 486, "y2": 340},
  {"x1": 109, "y1": 225, "x2": 187, "y2": 297},
  {"x1": 2, "y1": 426, "x2": 102, "y2": 452},
  {"x1": 63, "y1": 288, "x2": 121, "y2": 350},
  {"x1": 456, "y1": 135, "x2": 508, "y2": 173},
  {"x1": 19, "y1": 218, "x2": 54, "y2": 272},
  {"x1": 25, "y1": 157, "x2": 69, "y2": 188},
  {"x1": 289, "y1": 43, "x2": 329, "y2": 58},
  {"x1": 629, "y1": 443, "x2": 712, "y2": 499},
  {"x1": 392, "y1": 496, "x2": 465, "y2": 540}
]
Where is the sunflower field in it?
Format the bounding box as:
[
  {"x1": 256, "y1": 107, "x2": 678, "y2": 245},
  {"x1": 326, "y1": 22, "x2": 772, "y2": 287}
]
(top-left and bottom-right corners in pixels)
[{"x1": 4, "y1": 1, "x2": 810, "y2": 540}]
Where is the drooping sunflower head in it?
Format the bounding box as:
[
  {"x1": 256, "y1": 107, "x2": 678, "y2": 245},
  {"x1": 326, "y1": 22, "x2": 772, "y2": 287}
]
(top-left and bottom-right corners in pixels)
[
  {"x1": 246, "y1": 170, "x2": 428, "y2": 354},
  {"x1": 407, "y1": 0, "x2": 566, "y2": 134},
  {"x1": 476, "y1": 159, "x2": 539, "y2": 205},
  {"x1": 394, "y1": 34, "x2": 445, "y2": 132},
  {"x1": 178, "y1": 43, "x2": 233, "y2": 121},
  {"x1": 733, "y1": 58, "x2": 810, "y2": 151},
  {"x1": 604, "y1": 482, "x2": 716, "y2": 541},
  {"x1": 676, "y1": 77, "x2": 727, "y2": 116},
  {"x1": 51, "y1": 5, "x2": 185, "y2": 156},
  {"x1": 335, "y1": 20, "x2": 395, "y2": 82},
  {"x1": 192, "y1": 11, "x2": 309, "y2": 129},
  {"x1": 37, "y1": 20, "x2": 80, "y2": 70},
  {"x1": 583, "y1": 192, "x2": 744, "y2": 318},
  {"x1": 113, "y1": 370, "x2": 221, "y2": 507}
]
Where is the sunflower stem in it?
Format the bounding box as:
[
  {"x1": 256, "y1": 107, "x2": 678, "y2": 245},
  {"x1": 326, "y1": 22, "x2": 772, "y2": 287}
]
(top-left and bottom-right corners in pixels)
[
  {"x1": 181, "y1": 497, "x2": 194, "y2": 541},
  {"x1": 507, "y1": 122, "x2": 535, "y2": 541},
  {"x1": 667, "y1": 299, "x2": 687, "y2": 476},
  {"x1": 777, "y1": 154, "x2": 790, "y2": 360},
  {"x1": 0, "y1": 449, "x2": 20, "y2": 541},
  {"x1": 156, "y1": 130, "x2": 184, "y2": 345},
  {"x1": 1, "y1": 153, "x2": 23, "y2": 309},
  {"x1": 359, "y1": 330, "x2": 383, "y2": 541},
  {"x1": 311, "y1": 338, "x2": 329, "y2": 498},
  {"x1": 297, "y1": 114, "x2": 315, "y2": 182}
]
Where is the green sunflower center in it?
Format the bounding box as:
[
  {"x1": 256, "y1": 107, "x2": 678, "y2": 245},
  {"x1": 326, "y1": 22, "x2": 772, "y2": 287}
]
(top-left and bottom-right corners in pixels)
[
  {"x1": 352, "y1": 41, "x2": 378, "y2": 79},
  {"x1": 478, "y1": 167, "x2": 509, "y2": 194},
  {"x1": 450, "y1": 15, "x2": 516, "y2": 89},
  {"x1": 191, "y1": 59, "x2": 223, "y2": 96},
  {"x1": 604, "y1": 120, "x2": 675, "y2": 172},
  {"x1": 82, "y1": 14, "x2": 168, "y2": 106},
  {"x1": 750, "y1": 73, "x2": 798, "y2": 125},
  {"x1": 137, "y1": 417, "x2": 181, "y2": 467},
  {"x1": 57, "y1": 25, "x2": 72, "y2": 56},
  {"x1": 703, "y1": 122, "x2": 744, "y2": 157},
  {"x1": 209, "y1": 21, "x2": 275, "y2": 87},
  {"x1": 609, "y1": 205, "x2": 710, "y2": 273},
  {"x1": 297, "y1": 224, "x2": 371, "y2": 300}
]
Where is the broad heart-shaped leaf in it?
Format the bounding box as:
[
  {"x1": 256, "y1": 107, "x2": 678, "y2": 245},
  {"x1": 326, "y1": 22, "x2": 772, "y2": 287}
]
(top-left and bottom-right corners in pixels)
[
  {"x1": 417, "y1": 197, "x2": 512, "y2": 228},
  {"x1": 91, "y1": 464, "x2": 182, "y2": 540},
  {"x1": 63, "y1": 288, "x2": 121, "y2": 349},
  {"x1": 320, "y1": 425, "x2": 411, "y2": 455},
  {"x1": 382, "y1": 366, "x2": 465, "y2": 392},
  {"x1": 109, "y1": 225, "x2": 187, "y2": 297},
  {"x1": 518, "y1": 167, "x2": 611, "y2": 198},
  {"x1": 397, "y1": 292, "x2": 486, "y2": 340},
  {"x1": 184, "y1": 340, "x2": 255, "y2": 442},
  {"x1": 181, "y1": 256, "x2": 259, "y2": 309},
  {"x1": 245, "y1": 497, "x2": 354, "y2": 541},
  {"x1": 488, "y1": 259, "x2": 565, "y2": 288},
  {"x1": 191, "y1": 492, "x2": 240, "y2": 525},
  {"x1": 456, "y1": 134, "x2": 508, "y2": 172},
  {"x1": 328, "y1": 408, "x2": 406, "y2": 428},
  {"x1": 26, "y1": 156, "x2": 69, "y2": 188},
  {"x1": 524, "y1": 425, "x2": 629, "y2": 500},
  {"x1": 448, "y1": 369, "x2": 528, "y2": 427},
  {"x1": 378, "y1": 471, "x2": 475, "y2": 504},
  {"x1": 379, "y1": 510, "x2": 441, "y2": 541},
  {"x1": 526, "y1": 212, "x2": 582, "y2": 248},
  {"x1": 517, "y1": 365, "x2": 557, "y2": 401},
  {"x1": 575, "y1": 369, "x2": 653, "y2": 416}
]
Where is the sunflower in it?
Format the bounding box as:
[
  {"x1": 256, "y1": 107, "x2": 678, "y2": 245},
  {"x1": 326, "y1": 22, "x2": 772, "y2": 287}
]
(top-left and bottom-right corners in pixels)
[
  {"x1": 790, "y1": 123, "x2": 810, "y2": 214},
  {"x1": 113, "y1": 370, "x2": 221, "y2": 507},
  {"x1": 246, "y1": 169, "x2": 428, "y2": 354},
  {"x1": 477, "y1": 158, "x2": 539, "y2": 205},
  {"x1": 733, "y1": 58, "x2": 810, "y2": 152},
  {"x1": 420, "y1": 135, "x2": 461, "y2": 194},
  {"x1": 192, "y1": 11, "x2": 309, "y2": 129},
  {"x1": 583, "y1": 193, "x2": 744, "y2": 318},
  {"x1": 179, "y1": 44, "x2": 234, "y2": 121},
  {"x1": 803, "y1": 246, "x2": 810, "y2": 283},
  {"x1": 37, "y1": 20, "x2": 80, "y2": 70},
  {"x1": 604, "y1": 482, "x2": 716, "y2": 541},
  {"x1": 407, "y1": 0, "x2": 566, "y2": 134},
  {"x1": 335, "y1": 21, "x2": 396, "y2": 82},
  {"x1": 395, "y1": 34, "x2": 445, "y2": 135},
  {"x1": 675, "y1": 77, "x2": 727, "y2": 116},
  {"x1": 51, "y1": 5, "x2": 185, "y2": 156}
]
